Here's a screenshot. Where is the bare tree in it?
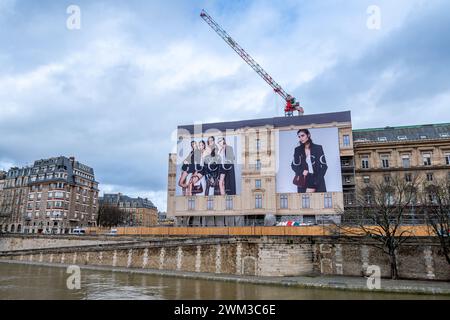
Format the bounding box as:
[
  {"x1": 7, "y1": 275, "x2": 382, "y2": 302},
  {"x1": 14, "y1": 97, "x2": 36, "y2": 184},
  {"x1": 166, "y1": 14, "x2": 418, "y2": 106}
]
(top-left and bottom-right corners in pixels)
[
  {"x1": 97, "y1": 203, "x2": 127, "y2": 228},
  {"x1": 419, "y1": 180, "x2": 450, "y2": 265},
  {"x1": 337, "y1": 174, "x2": 420, "y2": 279}
]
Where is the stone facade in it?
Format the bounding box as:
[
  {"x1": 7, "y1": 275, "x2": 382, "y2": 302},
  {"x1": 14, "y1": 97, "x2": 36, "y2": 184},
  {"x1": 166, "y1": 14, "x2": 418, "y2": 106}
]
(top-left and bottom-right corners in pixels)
[
  {"x1": 99, "y1": 193, "x2": 158, "y2": 227},
  {"x1": 351, "y1": 123, "x2": 450, "y2": 205},
  {"x1": 0, "y1": 156, "x2": 99, "y2": 234}
]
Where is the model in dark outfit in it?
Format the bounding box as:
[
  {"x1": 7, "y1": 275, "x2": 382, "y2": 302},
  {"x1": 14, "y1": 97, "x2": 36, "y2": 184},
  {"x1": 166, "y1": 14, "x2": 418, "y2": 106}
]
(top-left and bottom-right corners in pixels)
[
  {"x1": 179, "y1": 141, "x2": 200, "y2": 195},
  {"x1": 204, "y1": 136, "x2": 221, "y2": 196},
  {"x1": 291, "y1": 129, "x2": 328, "y2": 193},
  {"x1": 218, "y1": 137, "x2": 236, "y2": 195}
]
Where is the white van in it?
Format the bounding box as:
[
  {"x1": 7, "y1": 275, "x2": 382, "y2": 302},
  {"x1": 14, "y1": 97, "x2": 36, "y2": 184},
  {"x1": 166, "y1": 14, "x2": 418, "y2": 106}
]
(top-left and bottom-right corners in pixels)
[{"x1": 72, "y1": 228, "x2": 86, "y2": 235}]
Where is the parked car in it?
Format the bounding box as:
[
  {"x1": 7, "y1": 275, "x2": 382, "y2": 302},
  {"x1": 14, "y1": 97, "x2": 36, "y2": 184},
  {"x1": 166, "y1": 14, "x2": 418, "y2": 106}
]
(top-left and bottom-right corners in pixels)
[
  {"x1": 104, "y1": 228, "x2": 118, "y2": 236},
  {"x1": 72, "y1": 228, "x2": 86, "y2": 235}
]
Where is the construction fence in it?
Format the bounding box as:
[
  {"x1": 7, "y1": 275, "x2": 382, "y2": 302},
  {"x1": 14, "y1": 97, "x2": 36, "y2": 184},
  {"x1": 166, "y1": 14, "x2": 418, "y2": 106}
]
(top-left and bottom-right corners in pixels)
[{"x1": 85, "y1": 225, "x2": 435, "y2": 237}]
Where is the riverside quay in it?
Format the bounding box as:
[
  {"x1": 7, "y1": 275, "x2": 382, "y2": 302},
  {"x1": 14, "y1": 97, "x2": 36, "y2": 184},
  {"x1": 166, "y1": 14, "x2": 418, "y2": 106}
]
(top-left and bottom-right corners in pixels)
[{"x1": 167, "y1": 111, "x2": 450, "y2": 227}]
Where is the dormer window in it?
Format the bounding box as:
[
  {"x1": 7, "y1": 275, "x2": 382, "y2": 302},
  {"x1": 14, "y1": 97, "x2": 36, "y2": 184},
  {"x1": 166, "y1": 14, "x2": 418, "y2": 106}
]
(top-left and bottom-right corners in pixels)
[{"x1": 378, "y1": 137, "x2": 387, "y2": 142}]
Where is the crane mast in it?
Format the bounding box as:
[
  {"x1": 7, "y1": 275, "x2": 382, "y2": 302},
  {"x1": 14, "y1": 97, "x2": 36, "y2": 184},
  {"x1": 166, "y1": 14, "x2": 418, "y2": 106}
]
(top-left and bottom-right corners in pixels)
[{"x1": 200, "y1": 9, "x2": 304, "y2": 116}]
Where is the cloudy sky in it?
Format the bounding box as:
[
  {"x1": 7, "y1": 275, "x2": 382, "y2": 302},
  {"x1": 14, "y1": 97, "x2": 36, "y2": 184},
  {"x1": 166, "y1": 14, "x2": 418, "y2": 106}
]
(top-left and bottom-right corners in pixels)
[{"x1": 0, "y1": 0, "x2": 449, "y2": 211}]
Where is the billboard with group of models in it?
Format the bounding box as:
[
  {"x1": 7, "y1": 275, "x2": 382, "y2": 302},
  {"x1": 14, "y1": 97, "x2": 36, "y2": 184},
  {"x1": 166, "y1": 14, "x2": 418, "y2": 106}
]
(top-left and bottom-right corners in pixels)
[
  {"x1": 176, "y1": 135, "x2": 242, "y2": 196},
  {"x1": 175, "y1": 127, "x2": 342, "y2": 197}
]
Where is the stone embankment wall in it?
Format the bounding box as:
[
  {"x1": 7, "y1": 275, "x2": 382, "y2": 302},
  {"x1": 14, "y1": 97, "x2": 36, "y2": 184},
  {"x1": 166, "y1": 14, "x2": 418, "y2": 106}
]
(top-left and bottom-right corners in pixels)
[
  {"x1": 0, "y1": 236, "x2": 448, "y2": 280},
  {"x1": 0, "y1": 235, "x2": 127, "y2": 251}
]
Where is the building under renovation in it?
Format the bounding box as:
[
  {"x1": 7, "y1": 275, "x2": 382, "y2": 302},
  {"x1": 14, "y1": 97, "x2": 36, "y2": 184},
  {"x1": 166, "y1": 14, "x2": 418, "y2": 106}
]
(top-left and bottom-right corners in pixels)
[{"x1": 167, "y1": 111, "x2": 353, "y2": 226}]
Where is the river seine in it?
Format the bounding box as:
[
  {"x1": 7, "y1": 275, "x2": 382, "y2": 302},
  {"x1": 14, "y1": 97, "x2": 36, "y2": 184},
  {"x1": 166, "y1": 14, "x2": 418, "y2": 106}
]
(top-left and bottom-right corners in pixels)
[{"x1": 0, "y1": 262, "x2": 447, "y2": 300}]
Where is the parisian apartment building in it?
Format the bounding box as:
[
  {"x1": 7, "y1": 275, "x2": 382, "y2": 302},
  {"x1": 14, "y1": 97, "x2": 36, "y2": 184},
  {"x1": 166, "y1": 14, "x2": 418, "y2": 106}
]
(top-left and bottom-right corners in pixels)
[
  {"x1": 99, "y1": 193, "x2": 158, "y2": 227},
  {"x1": 351, "y1": 123, "x2": 450, "y2": 205},
  {"x1": 0, "y1": 156, "x2": 99, "y2": 234}
]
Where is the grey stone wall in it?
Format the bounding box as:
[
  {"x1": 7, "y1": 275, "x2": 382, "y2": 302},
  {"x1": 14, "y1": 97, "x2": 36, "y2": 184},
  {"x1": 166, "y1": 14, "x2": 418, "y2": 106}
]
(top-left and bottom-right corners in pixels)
[
  {"x1": 0, "y1": 235, "x2": 123, "y2": 251},
  {"x1": 1, "y1": 236, "x2": 448, "y2": 281}
]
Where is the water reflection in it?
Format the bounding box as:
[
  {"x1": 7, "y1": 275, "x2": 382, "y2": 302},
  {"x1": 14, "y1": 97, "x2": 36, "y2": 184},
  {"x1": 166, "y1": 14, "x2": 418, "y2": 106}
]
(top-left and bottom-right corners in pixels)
[{"x1": 0, "y1": 262, "x2": 448, "y2": 300}]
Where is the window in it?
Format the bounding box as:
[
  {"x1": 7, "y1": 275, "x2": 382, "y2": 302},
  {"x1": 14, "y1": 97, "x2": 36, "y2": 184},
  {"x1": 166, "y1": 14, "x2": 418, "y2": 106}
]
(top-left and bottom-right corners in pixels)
[
  {"x1": 280, "y1": 194, "x2": 288, "y2": 209},
  {"x1": 256, "y1": 139, "x2": 261, "y2": 151},
  {"x1": 343, "y1": 135, "x2": 350, "y2": 147},
  {"x1": 344, "y1": 193, "x2": 354, "y2": 206},
  {"x1": 402, "y1": 154, "x2": 410, "y2": 168},
  {"x1": 445, "y1": 153, "x2": 450, "y2": 165},
  {"x1": 428, "y1": 192, "x2": 438, "y2": 204},
  {"x1": 384, "y1": 175, "x2": 391, "y2": 183},
  {"x1": 255, "y1": 179, "x2": 261, "y2": 189},
  {"x1": 344, "y1": 176, "x2": 352, "y2": 184},
  {"x1": 378, "y1": 137, "x2": 387, "y2": 142},
  {"x1": 341, "y1": 159, "x2": 351, "y2": 167},
  {"x1": 385, "y1": 192, "x2": 395, "y2": 205},
  {"x1": 361, "y1": 156, "x2": 369, "y2": 169},
  {"x1": 225, "y1": 196, "x2": 233, "y2": 210},
  {"x1": 324, "y1": 194, "x2": 332, "y2": 208},
  {"x1": 207, "y1": 197, "x2": 214, "y2": 210},
  {"x1": 422, "y1": 153, "x2": 432, "y2": 166},
  {"x1": 397, "y1": 136, "x2": 407, "y2": 140},
  {"x1": 439, "y1": 133, "x2": 450, "y2": 138},
  {"x1": 363, "y1": 176, "x2": 370, "y2": 184},
  {"x1": 255, "y1": 194, "x2": 262, "y2": 209},
  {"x1": 381, "y1": 155, "x2": 390, "y2": 168},
  {"x1": 55, "y1": 192, "x2": 64, "y2": 198},
  {"x1": 255, "y1": 159, "x2": 261, "y2": 170},
  {"x1": 35, "y1": 202, "x2": 40, "y2": 210},
  {"x1": 420, "y1": 135, "x2": 427, "y2": 139},
  {"x1": 426, "y1": 173, "x2": 433, "y2": 182},
  {"x1": 302, "y1": 194, "x2": 310, "y2": 208},
  {"x1": 405, "y1": 173, "x2": 412, "y2": 182},
  {"x1": 188, "y1": 198, "x2": 195, "y2": 211}
]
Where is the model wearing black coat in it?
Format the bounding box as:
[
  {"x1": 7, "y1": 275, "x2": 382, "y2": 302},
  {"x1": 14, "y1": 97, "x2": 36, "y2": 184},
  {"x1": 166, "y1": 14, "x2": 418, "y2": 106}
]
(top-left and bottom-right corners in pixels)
[{"x1": 291, "y1": 143, "x2": 328, "y2": 193}]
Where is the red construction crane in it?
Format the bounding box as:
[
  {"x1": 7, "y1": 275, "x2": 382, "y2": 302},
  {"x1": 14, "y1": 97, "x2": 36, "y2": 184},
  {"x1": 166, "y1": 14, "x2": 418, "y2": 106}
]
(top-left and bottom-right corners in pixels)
[{"x1": 200, "y1": 9, "x2": 304, "y2": 116}]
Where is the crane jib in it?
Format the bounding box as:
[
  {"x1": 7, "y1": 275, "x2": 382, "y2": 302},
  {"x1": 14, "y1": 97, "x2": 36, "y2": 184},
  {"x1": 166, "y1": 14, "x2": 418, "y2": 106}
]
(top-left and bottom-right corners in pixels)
[{"x1": 200, "y1": 9, "x2": 303, "y2": 116}]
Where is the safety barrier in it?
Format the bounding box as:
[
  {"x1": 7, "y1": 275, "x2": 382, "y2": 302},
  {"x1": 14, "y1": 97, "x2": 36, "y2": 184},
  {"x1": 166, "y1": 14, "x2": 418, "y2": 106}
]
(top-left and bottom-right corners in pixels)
[{"x1": 85, "y1": 225, "x2": 434, "y2": 237}]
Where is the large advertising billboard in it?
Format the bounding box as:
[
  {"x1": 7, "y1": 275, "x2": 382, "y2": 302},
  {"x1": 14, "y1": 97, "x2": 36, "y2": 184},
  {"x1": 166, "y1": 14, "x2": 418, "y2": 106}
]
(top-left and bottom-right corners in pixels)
[
  {"x1": 276, "y1": 127, "x2": 342, "y2": 193},
  {"x1": 176, "y1": 134, "x2": 242, "y2": 196}
]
